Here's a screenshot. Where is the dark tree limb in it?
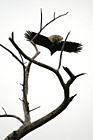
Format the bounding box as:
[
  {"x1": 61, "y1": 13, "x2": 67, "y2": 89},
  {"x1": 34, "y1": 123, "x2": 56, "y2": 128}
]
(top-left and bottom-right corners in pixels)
[{"x1": 63, "y1": 66, "x2": 75, "y2": 78}]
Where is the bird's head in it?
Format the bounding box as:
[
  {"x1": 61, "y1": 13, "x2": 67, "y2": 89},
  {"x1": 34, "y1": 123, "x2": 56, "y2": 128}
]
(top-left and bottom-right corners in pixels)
[{"x1": 48, "y1": 35, "x2": 63, "y2": 44}]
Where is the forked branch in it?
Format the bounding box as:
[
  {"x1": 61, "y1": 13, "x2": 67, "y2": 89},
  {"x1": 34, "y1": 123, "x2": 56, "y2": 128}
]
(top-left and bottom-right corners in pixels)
[{"x1": 39, "y1": 11, "x2": 68, "y2": 32}]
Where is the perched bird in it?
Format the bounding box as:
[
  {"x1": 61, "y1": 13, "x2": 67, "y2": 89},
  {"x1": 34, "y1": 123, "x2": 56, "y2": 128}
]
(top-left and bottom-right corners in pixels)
[{"x1": 24, "y1": 31, "x2": 82, "y2": 55}]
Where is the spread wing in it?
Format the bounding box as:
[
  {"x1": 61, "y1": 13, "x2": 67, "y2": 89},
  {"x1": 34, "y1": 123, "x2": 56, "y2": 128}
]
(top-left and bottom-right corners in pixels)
[
  {"x1": 24, "y1": 31, "x2": 52, "y2": 51},
  {"x1": 50, "y1": 41, "x2": 82, "y2": 55},
  {"x1": 61, "y1": 41, "x2": 82, "y2": 53}
]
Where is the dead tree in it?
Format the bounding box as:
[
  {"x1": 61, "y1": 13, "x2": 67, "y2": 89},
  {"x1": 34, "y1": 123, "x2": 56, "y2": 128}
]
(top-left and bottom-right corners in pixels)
[{"x1": 0, "y1": 10, "x2": 85, "y2": 140}]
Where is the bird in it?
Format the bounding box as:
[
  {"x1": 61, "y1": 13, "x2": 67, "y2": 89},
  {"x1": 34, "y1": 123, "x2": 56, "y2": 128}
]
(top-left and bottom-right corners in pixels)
[{"x1": 24, "y1": 31, "x2": 82, "y2": 55}]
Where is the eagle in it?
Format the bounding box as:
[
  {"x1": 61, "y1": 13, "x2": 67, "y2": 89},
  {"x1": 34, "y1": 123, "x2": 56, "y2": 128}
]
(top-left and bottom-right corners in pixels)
[{"x1": 24, "y1": 31, "x2": 82, "y2": 55}]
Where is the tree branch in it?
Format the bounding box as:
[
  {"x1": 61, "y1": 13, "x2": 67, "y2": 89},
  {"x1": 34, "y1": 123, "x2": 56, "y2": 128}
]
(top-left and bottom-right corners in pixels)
[
  {"x1": 0, "y1": 114, "x2": 24, "y2": 124},
  {"x1": 57, "y1": 31, "x2": 70, "y2": 71},
  {"x1": 63, "y1": 66, "x2": 75, "y2": 78},
  {"x1": 54, "y1": 12, "x2": 56, "y2": 19},
  {"x1": 29, "y1": 106, "x2": 40, "y2": 112},
  {"x1": 39, "y1": 11, "x2": 68, "y2": 32},
  {"x1": 63, "y1": 67, "x2": 86, "y2": 87},
  {"x1": 26, "y1": 51, "x2": 40, "y2": 73},
  {"x1": 40, "y1": 8, "x2": 43, "y2": 30},
  {"x1": 0, "y1": 44, "x2": 24, "y2": 66},
  {"x1": 1, "y1": 107, "x2": 7, "y2": 114}
]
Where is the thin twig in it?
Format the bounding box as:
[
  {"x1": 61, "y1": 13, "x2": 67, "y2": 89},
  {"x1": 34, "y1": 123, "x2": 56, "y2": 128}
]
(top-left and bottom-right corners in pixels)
[
  {"x1": 19, "y1": 98, "x2": 25, "y2": 103},
  {"x1": 57, "y1": 31, "x2": 70, "y2": 71},
  {"x1": 39, "y1": 12, "x2": 68, "y2": 32},
  {"x1": 20, "y1": 83, "x2": 23, "y2": 86},
  {"x1": 29, "y1": 106, "x2": 40, "y2": 112},
  {"x1": 66, "y1": 72, "x2": 86, "y2": 87},
  {"x1": 40, "y1": 8, "x2": 43, "y2": 31},
  {"x1": 32, "y1": 51, "x2": 40, "y2": 60},
  {"x1": 30, "y1": 40, "x2": 39, "y2": 53},
  {"x1": 11, "y1": 32, "x2": 24, "y2": 64},
  {"x1": 1, "y1": 107, "x2": 7, "y2": 114},
  {"x1": 11, "y1": 32, "x2": 14, "y2": 40},
  {"x1": 76, "y1": 73, "x2": 86, "y2": 78},
  {"x1": 70, "y1": 94, "x2": 77, "y2": 101},
  {"x1": 0, "y1": 114, "x2": 24, "y2": 124},
  {"x1": 19, "y1": 53, "x2": 24, "y2": 64},
  {"x1": 54, "y1": 12, "x2": 56, "y2": 19}
]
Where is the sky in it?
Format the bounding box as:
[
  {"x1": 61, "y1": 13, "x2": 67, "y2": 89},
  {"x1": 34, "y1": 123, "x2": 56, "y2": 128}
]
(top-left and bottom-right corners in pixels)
[{"x1": 0, "y1": 0, "x2": 93, "y2": 140}]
